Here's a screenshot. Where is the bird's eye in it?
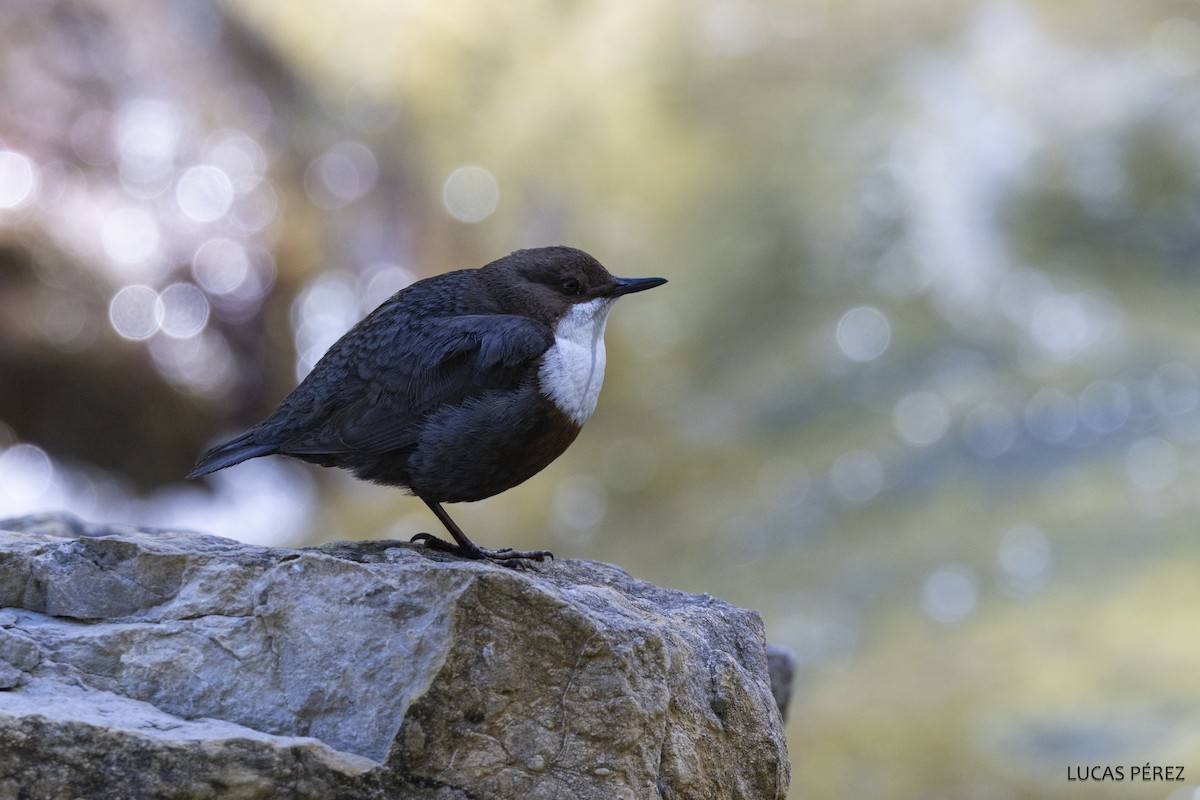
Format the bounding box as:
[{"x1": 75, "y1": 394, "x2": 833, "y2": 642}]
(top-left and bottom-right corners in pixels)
[{"x1": 561, "y1": 278, "x2": 583, "y2": 295}]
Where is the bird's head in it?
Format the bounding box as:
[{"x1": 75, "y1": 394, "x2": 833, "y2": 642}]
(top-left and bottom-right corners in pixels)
[{"x1": 483, "y1": 245, "x2": 666, "y2": 327}]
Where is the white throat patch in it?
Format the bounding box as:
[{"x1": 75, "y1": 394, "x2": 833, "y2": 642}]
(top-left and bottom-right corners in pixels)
[{"x1": 538, "y1": 297, "x2": 614, "y2": 426}]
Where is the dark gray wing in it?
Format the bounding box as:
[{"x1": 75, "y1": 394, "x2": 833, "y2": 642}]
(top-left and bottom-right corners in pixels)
[{"x1": 271, "y1": 314, "x2": 554, "y2": 456}]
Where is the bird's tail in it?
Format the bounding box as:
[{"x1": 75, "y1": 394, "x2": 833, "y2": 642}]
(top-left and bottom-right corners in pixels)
[{"x1": 187, "y1": 431, "x2": 279, "y2": 479}]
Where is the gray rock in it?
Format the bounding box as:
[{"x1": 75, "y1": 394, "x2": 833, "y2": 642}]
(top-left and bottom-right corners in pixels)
[
  {"x1": 0, "y1": 513, "x2": 790, "y2": 799},
  {"x1": 765, "y1": 645, "x2": 796, "y2": 722}
]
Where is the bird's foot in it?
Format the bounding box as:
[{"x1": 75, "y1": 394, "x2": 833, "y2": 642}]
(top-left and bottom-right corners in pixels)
[{"x1": 410, "y1": 532, "x2": 554, "y2": 568}]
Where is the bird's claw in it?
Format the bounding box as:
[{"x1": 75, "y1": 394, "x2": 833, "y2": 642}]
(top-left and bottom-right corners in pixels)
[{"x1": 410, "y1": 532, "x2": 553, "y2": 569}]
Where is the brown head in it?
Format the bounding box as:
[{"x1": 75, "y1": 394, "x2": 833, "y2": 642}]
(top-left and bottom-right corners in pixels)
[{"x1": 479, "y1": 246, "x2": 666, "y2": 327}]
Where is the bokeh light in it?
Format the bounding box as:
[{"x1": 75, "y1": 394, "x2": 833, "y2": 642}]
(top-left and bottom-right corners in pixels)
[
  {"x1": 206, "y1": 132, "x2": 267, "y2": 192},
  {"x1": 961, "y1": 402, "x2": 1017, "y2": 458},
  {"x1": 176, "y1": 165, "x2": 235, "y2": 222},
  {"x1": 892, "y1": 391, "x2": 952, "y2": 447},
  {"x1": 150, "y1": 330, "x2": 236, "y2": 397},
  {"x1": 230, "y1": 183, "x2": 279, "y2": 232},
  {"x1": 108, "y1": 285, "x2": 163, "y2": 341},
  {"x1": 996, "y1": 524, "x2": 1053, "y2": 598},
  {"x1": 0, "y1": 150, "x2": 38, "y2": 210},
  {"x1": 828, "y1": 449, "x2": 884, "y2": 504},
  {"x1": 116, "y1": 98, "x2": 182, "y2": 193},
  {"x1": 192, "y1": 238, "x2": 252, "y2": 295},
  {"x1": 101, "y1": 207, "x2": 161, "y2": 268},
  {"x1": 921, "y1": 564, "x2": 979, "y2": 624},
  {"x1": 305, "y1": 141, "x2": 379, "y2": 209},
  {"x1": 442, "y1": 165, "x2": 499, "y2": 223},
  {"x1": 835, "y1": 306, "x2": 891, "y2": 362},
  {"x1": 0, "y1": 444, "x2": 53, "y2": 504},
  {"x1": 360, "y1": 262, "x2": 415, "y2": 311},
  {"x1": 1124, "y1": 436, "x2": 1180, "y2": 493},
  {"x1": 158, "y1": 283, "x2": 210, "y2": 339},
  {"x1": 1023, "y1": 389, "x2": 1078, "y2": 444},
  {"x1": 290, "y1": 272, "x2": 360, "y2": 380},
  {"x1": 1078, "y1": 379, "x2": 1131, "y2": 434}
]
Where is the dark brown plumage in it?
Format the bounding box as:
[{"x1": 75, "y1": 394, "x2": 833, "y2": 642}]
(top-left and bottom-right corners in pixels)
[{"x1": 189, "y1": 246, "x2": 666, "y2": 565}]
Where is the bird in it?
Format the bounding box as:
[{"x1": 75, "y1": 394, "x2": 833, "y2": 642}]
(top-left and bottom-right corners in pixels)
[{"x1": 188, "y1": 246, "x2": 667, "y2": 566}]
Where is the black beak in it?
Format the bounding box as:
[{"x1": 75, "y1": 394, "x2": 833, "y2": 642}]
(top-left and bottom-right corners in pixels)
[{"x1": 610, "y1": 276, "x2": 668, "y2": 297}]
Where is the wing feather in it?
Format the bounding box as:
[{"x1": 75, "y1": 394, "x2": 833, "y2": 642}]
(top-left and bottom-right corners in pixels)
[{"x1": 273, "y1": 314, "x2": 553, "y2": 456}]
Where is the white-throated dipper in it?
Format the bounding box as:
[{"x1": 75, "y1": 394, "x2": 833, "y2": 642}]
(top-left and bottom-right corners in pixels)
[{"x1": 188, "y1": 246, "x2": 666, "y2": 566}]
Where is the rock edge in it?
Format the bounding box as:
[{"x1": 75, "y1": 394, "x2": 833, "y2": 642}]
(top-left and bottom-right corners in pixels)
[{"x1": 0, "y1": 513, "x2": 789, "y2": 800}]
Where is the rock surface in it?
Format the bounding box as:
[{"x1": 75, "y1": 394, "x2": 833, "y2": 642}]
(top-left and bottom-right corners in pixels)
[{"x1": 0, "y1": 513, "x2": 789, "y2": 799}]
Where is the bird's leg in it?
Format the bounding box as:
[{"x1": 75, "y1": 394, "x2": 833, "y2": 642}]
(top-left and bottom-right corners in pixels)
[{"x1": 411, "y1": 498, "x2": 554, "y2": 566}]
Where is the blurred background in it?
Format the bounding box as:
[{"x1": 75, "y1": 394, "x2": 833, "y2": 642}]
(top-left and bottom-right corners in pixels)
[{"x1": 2, "y1": 0, "x2": 1199, "y2": 796}]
